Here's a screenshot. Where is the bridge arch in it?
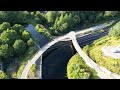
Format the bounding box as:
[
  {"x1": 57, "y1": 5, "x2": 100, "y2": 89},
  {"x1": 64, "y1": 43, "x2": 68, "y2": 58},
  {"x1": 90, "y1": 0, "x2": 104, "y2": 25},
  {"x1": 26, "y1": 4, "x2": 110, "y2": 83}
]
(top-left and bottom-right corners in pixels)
[
  {"x1": 20, "y1": 20, "x2": 115, "y2": 79},
  {"x1": 20, "y1": 34, "x2": 71, "y2": 79}
]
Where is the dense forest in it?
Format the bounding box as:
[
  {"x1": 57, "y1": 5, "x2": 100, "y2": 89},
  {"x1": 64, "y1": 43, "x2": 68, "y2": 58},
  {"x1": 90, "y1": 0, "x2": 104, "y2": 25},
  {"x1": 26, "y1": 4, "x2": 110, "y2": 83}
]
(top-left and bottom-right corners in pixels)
[
  {"x1": 0, "y1": 22, "x2": 35, "y2": 78},
  {"x1": 0, "y1": 11, "x2": 120, "y2": 38}
]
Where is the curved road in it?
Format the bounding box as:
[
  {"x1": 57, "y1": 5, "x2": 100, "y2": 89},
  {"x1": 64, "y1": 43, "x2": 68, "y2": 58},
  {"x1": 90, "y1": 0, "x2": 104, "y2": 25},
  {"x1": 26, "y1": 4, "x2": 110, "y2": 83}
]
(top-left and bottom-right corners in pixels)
[{"x1": 20, "y1": 20, "x2": 115, "y2": 79}]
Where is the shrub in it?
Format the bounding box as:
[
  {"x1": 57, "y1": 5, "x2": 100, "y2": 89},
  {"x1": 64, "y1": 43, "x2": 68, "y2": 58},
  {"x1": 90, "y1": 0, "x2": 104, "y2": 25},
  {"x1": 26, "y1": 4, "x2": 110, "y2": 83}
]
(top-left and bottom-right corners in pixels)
[
  {"x1": 0, "y1": 70, "x2": 8, "y2": 79},
  {"x1": 30, "y1": 64, "x2": 36, "y2": 77},
  {"x1": 27, "y1": 38, "x2": 34, "y2": 47},
  {"x1": 67, "y1": 53, "x2": 99, "y2": 79}
]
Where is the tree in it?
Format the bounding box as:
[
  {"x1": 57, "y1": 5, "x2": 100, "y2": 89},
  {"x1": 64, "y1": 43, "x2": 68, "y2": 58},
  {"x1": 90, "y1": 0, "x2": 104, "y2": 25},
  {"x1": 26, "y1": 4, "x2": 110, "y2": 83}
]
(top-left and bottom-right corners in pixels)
[
  {"x1": 80, "y1": 13, "x2": 86, "y2": 22},
  {"x1": 35, "y1": 24, "x2": 40, "y2": 30},
  {"x1": 0, "y1": 70, "x2": 8, "y2": 79},
  {"x1": 0, "y1": 29, "x2": 18, "y2": 46},
  {"x1": 73, "y1": 15, "x2": 81, "y2": 25},
  {"x1": 45, "y1": 11, "x2": 58, "y2": 25},
  {"x1": 59, "y1": 23, "x2": 69, "y2": 33},
  {"x1": 13, "y1": 39, "x2": 27, "y2": 56},
  {"x1": 0, "y1": 11, "x2": 31, "y2": 25},
  {"x1": 0, "y1": 22, "x2": 11, "y2": 33},
  {"x1": 104, "y1": 11, "x2": 119, "y2": 17},
  {"x1": 21, "y1": 30, "x2": 30, "y2": 42},
  {"x1": 35, "y1": 11, "x2": 46, "y2": 24},
  {"x1": 64, "y1": 13, "x2": 69, "y2": 22},
  {"x1": 27, "y1": 38, "x2": 34, "y2": 47},
  {"x1": 12, "y1": 24, "x2": 24, "y2": 35},
  {"x1": 35, "y1": 17, "x2": 41, "y2": 24},
  {"x1": 88, "y1": 15, "x2": 94, "y2": 23},
  {"x1": 0, "y1": 44, "x2": 13, "y2": 61},
  {"x1": 53, "y1": 17, "x2": 59, "y2": 30}
]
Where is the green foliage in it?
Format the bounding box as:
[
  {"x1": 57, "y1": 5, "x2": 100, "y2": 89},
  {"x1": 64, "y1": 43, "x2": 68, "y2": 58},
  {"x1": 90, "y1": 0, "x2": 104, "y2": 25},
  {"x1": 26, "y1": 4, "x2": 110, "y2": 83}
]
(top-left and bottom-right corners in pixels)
[
  {"x1": 17, "y1": 11, "x2": 120, "y2": 38},
  {"x1": 53, "y1": 13, "x2": 76, "y2": 34},
  {"x1": 59, "y1": 23, "x2": 69, "y2": 33},
  {"x1": 34, "y1": 18, "x2": 41, "y2": 24},
  {"x1": 35, "y1": 24, "x2": 53, "y2": 40},
  {"x1": 17, "y1": 64, "x2": 25, "y2": 78},
  {"x1": 83, "y1": 29, "x2": 120, "y2": 75},
  {"x1": 0, "y1": 23, "x2": 33, "y2": 65},
  {"x1": 88, "y1": 45, "x2": 120, "y2": 75},
  {"x1": 21, "y1": 30, "x2": 31, "y2": 42},
  {"x1": 45, "y1": 11, "x2": 59, "y2": 25},
  {"x1": 104, "y1": 11, "x2": 120, "y2": 18},
  {"x1": 0, "y1": 22, "x2": 11, "y2": 33},
  {"x1": 30, "y1": 64, "x2": 36, "y2": 77},
  {"x1": 67, "y1": 53, "x2": 99, "y2": 79},
  {"x1": 108, "y1": 21, "x2": 120, "y2": 37},
  {"x1": 0, "y1": 29, "x2": 18, "y2": 46},
  {"x1": 12, "y1": 72, "x2": 17, "y2": 78},
  {"x1": 13, "y1": 39, "x2": 27, "y2": 56},
  {"x1": 0, "y1": 44, "x2": 13, "y2": 61},
  {"x1": 0, "y1": 70, "x2": 8, "y2": 79},
  {"x1": 12, "y1": 24, "x2": 24, "y2": 35},
  {"x1": 17, "y1": 46, "x2": 37, "y2": 78},
  {"x1": 83, "y1": 45, "x2": 91, "y2": 54},
  {"x1": 0, "y1": 11, "x2": 31, "y2": 25},
  {"x1": 93, "y1": 36, "x2": 108, "y2": 46},
  {"x1": 27, "y1": 38, "x2": 34, "y2": 47}
]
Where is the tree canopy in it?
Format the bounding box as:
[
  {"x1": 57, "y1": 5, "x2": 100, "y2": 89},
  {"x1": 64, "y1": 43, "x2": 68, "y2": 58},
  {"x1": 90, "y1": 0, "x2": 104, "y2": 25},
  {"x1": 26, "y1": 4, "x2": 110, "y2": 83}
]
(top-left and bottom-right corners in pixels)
[{"x1": 13, "y1": 39, "x2": 27, "y2": 56}]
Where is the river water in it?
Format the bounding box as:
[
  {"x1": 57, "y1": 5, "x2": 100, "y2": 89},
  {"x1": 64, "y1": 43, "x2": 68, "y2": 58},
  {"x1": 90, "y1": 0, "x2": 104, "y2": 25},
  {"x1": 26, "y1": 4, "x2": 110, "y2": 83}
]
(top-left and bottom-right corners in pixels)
[{"x1": 42, "y1": 43, "x2": 76, "y2": 79}]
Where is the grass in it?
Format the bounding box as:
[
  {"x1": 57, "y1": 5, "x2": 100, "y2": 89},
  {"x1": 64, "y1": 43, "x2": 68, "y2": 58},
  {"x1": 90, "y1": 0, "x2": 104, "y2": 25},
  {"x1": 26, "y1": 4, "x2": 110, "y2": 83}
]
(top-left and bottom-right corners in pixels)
[
  {"x1": 30, "y1": 64, "x2": 36, "y2": 77},
  {"x1": 83, "y1": 36, "x2": 120, "y2": 75}
]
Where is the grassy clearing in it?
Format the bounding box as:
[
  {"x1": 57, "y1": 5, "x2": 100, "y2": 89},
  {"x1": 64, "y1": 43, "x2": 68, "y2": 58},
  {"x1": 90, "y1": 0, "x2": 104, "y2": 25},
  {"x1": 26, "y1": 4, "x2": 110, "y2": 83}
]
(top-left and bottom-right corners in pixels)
[{"x1": 83, "y1": 36, "x2": 120, "y2": 75}]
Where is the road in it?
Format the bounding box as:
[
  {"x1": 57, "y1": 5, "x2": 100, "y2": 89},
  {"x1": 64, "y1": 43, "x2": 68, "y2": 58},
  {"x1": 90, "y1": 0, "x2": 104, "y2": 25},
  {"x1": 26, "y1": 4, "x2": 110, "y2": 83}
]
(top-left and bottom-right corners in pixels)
[{"x1": 20, "y1": 20, "x2": 114, "y2": 79}]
